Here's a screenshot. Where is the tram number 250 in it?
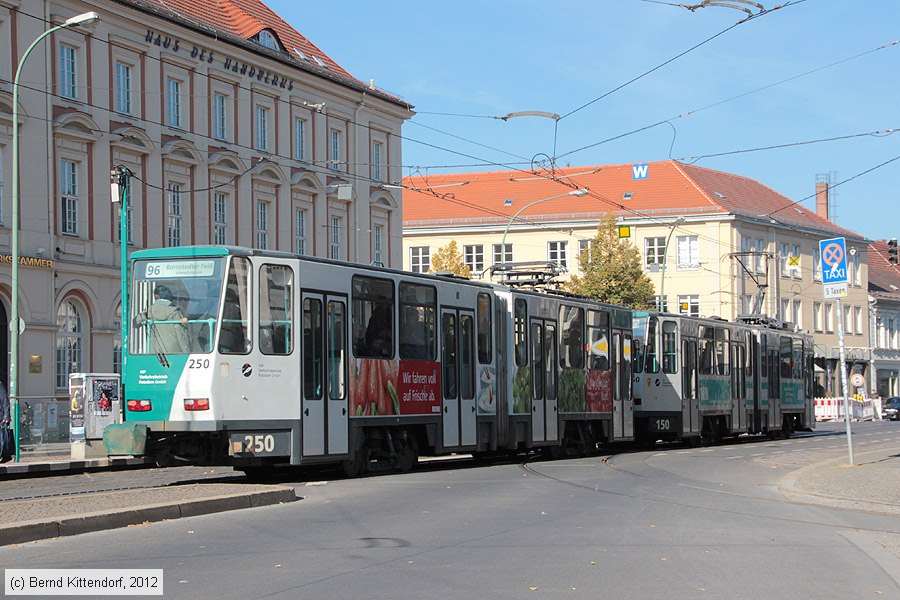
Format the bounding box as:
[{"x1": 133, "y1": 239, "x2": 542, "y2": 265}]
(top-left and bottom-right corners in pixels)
[{"x1": 229, "y1": 431, "x2": 289, "y2": 457}]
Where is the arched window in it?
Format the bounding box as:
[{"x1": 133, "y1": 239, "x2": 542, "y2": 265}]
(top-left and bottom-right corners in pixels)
[
  {"x1": 257, "y1": 30, "x2": 281, "y2": 51},
  {"x1": 56, "y1": 300, "x2": 83, "y2": 388}
]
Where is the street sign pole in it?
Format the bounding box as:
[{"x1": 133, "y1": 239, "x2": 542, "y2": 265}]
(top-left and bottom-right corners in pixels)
[
  {"x1": 835, "y1": 297, "x2": 853, "y2": 465},
  {"x1": 819, "y1": 237, "x2": 853, "y2": 466}
]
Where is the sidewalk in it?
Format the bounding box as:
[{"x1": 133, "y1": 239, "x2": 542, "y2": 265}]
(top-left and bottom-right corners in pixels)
[
  {"x1": 780, "y1": 447, "x2": 900, "y2": 516},
  {"x1": 1, "y1": 443, "x2": 152, "y2": 478}
]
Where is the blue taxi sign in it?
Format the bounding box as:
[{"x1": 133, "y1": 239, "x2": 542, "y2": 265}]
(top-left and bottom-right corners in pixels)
[{"x1": 819, "y1": 237, "x2": 848, "y2": 284}]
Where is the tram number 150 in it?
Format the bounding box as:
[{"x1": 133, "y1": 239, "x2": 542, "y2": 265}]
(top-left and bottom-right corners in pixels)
[
  {"x1": 651, "y1": 418, "x2": 673, "y2": 432},
  {"x1": 229, "y1": 431, "x2": 289, "y2": 457}
]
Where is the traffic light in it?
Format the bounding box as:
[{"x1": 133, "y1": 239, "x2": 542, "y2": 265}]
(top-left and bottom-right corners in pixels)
[{"x1": 889, "y1": 238, "x2": 898, "y2": 265}]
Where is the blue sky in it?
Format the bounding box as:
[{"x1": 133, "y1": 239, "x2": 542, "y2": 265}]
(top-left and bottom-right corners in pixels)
[{"x1": 270, "y1": 0, "x2": 899, "y2": 241}]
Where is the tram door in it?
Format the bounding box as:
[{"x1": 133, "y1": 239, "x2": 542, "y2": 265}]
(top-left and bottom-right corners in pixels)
[
  {"x1": 682, "y1": 337, "x2": 700, "y2": 435},
  {"x1": 301, "y1": 293, "x2": 349, "y2": 456},
  {"x1": 441, "y1": 309, "x2": 477, "y2": 448},
  {"x1": 531, "y1": 319, "x2": 559, "y2": 443},
  {"x1": 611, "y1": 332, "x2": 634, "y2": 440}
]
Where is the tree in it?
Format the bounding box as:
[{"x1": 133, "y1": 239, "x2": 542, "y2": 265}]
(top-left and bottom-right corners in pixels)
[
  {"x1": 429, "y1": 240, "x2": 472, "y2": 278},
  {"x1": 567, "y1": 215, "x2": 656, "y2": 308}
]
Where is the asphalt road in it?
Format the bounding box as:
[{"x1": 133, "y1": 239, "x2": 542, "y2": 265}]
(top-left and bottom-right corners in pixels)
[{"x1": 1, "y1": 422, "x2": 898, "y2": 600}]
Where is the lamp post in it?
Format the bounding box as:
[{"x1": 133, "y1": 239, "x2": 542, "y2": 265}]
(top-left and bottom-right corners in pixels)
[
  {"x1": 500, "y1": 189, "x2": 589, "y2": 265},
  {"x1": 657, "y1": 217, "x2": 686, "y2": 313},
  {"x1": 10, "y1": 11, "x2": 100, "y2": 461}
]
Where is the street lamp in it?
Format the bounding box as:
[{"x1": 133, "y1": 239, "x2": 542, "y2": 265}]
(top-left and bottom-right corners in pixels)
[
  {"x1": 658, "y1": 217, "x2": 686, "y2": 312},
  {"x1": 499, "y1": 189, "x2": 589, "y2": 265},
  {"x1": 9, "y1": 11, "x2": 100, "y2": 461}
]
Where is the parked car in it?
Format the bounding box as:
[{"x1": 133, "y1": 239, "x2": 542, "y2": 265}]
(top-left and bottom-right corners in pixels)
[{"x1": 883, "y1": 397, "x2": 900, "y2": 421}]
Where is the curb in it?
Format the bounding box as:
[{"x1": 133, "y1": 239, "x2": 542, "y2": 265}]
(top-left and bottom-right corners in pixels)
[
  {"x1": 779, "y1": 449, "x2": 900, "y2": 516},
  {"x1": 0, "y1": 486, "x2": 298, "y2": 546},
  {"x1": 0, "y1": 457, "x2": 153, "y2": 479}
]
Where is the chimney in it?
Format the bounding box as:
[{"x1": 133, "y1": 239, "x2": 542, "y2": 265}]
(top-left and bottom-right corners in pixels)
[{"x1": 815, "y1": 181, "x2": 829, "y2": 221}]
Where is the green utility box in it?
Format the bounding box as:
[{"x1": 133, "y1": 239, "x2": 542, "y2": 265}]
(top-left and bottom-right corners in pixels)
[{"x1": 104, "y1": 423, "x2": 149, "y2": 456}]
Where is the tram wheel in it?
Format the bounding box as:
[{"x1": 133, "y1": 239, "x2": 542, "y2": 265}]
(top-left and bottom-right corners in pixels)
[
  {"x1": 342, "y1": 445, "x2": 369, "y2": 478},
  {"x1": 395, "y1": 436, "x2": 418, "y2": 473}
]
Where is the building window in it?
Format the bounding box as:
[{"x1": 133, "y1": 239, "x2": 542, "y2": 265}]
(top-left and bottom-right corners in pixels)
[
  {"x1": 295, "y1": 208, "x2": 307, "y2": 255},
  {"x1": 548, "y1": 241, "x2": 568, "y2": 269},
  {"x1": 755, "y1": 239, "x2": 765, "y2": 274},
  {"x1": 294, "y1": 118, "x2": 307, "y2": 160},
  {"x1": 645, "y1": 236, "x2": 665, "y2": 266},
  {"x1": 0, "y1": 146, "x2": 4, "y2": 225},
  {"x1": 780, "y1": 299, "x2": 790, "y2": 323},
  {"x1": 256, "y1": 200, "x2": 269, "y2": 249},
  {"x1": 793, "y1": 299, "x2": 801, "y2": 329},
  {"x1": 792, "y1": 244, "x2": 801, "y2": 279},
  {"x1": 677, "y1": 295, "x2": 700, "y2": 317},
  {"x1": 329, "y1": 129, "x2": 341, "y2": 171},
  {"x1": 463, "y1": 244, "x2": 484, "y2": 274},
  {"x1": 779, "y1": 243, "x2": 790, "y2": 276},
  {"x1": 813, "y1": 302, "x2": 822, "y2": 332},
  {"x1": 166, "y1": 78, "x2": 182, "y2": 128},
  {"x1": 330, "y1": 216, "x2": 341, "y2": 260},
  {"x1": 373, "y1": 224, "x2": 384, "y2": 265},
  {"x1": 371, "y1": 141, "x2": 383, "y2": 182},
  {"x1": 213, "y1": 93, "x2": 227, "y2": 140},
  {"x1": 493, "y1": 243, "x2": 512, "y2": 265},
  {"x1": 813, "y1": 248, "x2": 822, "y2": 281},
  {"x1": 257, "y1": 29, "x2": 281, "y2": 51},
  {"x1": 410, "y1": 246, "x2": 430, "y2": 273},
  {"x1": 853, "y1": 253, "x2": 861, "y2": 286},
  {"x1": 676, "y1": 235, "x2": 699, "y2": 269},
  {"x1": 213, "y1": 192, "x2": 227, "y2": 245},
  {"x1": 115, "y1": 63, "x2": 132, "y2": 114},
  {"x1": 578, "y1": 239, "x2": 591, "y2": 264},
  {"x1": 59, "y1": 44, "x2": 77, "y2": 99},
  {"x1": 825, "y1": 303, "x2": 834, "y2": 333},
  {"x1": 60, "y1": 159, "x2": 78, "y2": 235},
  {"x1": 844, "y1": 305, "x2": 853, "y2": 335},
  {"x1": 255, "y1": 106, "x2": 269, "y2": 151},
  {"x1": 854, "y1": 306, "x2": 862, "y2": 335},
  {"x1": 167, "y1": 183, "x2": 182, "y2": 247},
  {"x1": 653, "y1": 295, "x2": 668, "y2": 312},
  {"x1": 56, "y1": 300, "x2": 83, "y2": 389}
]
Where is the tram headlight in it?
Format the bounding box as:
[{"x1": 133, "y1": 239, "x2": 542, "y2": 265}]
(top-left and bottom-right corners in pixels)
[{"x1": 184, "y1": 398, "x2": 210, "y2": 411}]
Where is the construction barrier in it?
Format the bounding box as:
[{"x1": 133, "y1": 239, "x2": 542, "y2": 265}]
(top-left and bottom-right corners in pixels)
[{"x1": 814, "y1": 397, "x2": 875, "y2": 422}]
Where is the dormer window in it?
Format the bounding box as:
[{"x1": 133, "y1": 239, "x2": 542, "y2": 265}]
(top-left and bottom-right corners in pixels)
[{"x1": 256, "y1": 29, "x2": 281, "y2": 51}]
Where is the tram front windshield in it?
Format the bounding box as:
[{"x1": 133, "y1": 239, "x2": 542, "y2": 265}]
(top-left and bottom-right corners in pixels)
[{"x1": 131, "y1": 257, "x2": 225, "y2": 355}]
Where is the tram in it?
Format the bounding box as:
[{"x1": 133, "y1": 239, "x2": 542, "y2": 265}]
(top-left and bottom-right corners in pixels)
[
  {"x1": 119, "y1": 246, "x2": 635, "y2": 475},
  {"x1": 631, "y1": 312, "x2": 815, "y2": 445}
]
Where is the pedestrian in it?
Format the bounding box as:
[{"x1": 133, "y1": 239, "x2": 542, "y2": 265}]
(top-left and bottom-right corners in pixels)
[
  {"x1": 0, "y1": 379, "x2": 12, "y2": 463},
  {"x1": 135, "y1": 284, "x2": 191, "y2": 354}
]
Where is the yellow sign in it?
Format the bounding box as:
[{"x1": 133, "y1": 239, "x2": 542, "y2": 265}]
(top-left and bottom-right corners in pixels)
[
  {"x1": 0, "y1": 254, "x2": 54, "y2": 269},
  {"x1": 618, "y1": 226, "x2": 631, "y2": 239},
  {"x1": 788, "y1": 255, "x2": 800, "y2": 266}
]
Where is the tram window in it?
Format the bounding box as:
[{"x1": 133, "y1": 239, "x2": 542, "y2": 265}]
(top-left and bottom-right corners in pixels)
[
  {"x1": 546, "y1": 324, "x2": 558, "y2": 401},
  {"x1": 352, "y1": 276, "x2": 394, "y2": 359},
  {"x1": 745, "y1": 332, "x2": 753, "y2": 377},
  {"x1": 219, "y1": 257, "x2": 251, "y2": 354},
  {"x1": 699, "y1": 327, "x2": 714, "y2": 375},
  {"x1": 645, "y1": 317, "x2": 660, "y2": 374},
  {"x1": 477, "y1": 293, "x2": 492, "y2": 364},
  {"x1": 259, "y1": 265, "x2": 293, "y2": 356},
  {"x1": 442, "y1": 313, "x2": 457, "y2": 399},
  {"x1": 327, "y1": 301, "x2": 346, "y2": 400},
  {"x1": 460, "y1": 314, "x2": 475, "y2": 400},
  {"x1": 303, "y1": 298, "x2": 323, "y2": 399},
  {"x1": 780, "y1": 336, "x2": 793, "y2": 378},
  {"x1": 622, "y1": 335, "x2": 632, "y2": 400},
  {"x1": 611, "y1": 333, "x2": 620, "y2": 398},
  {"x1": 715, "y1": 328, "x2": 730, "y2": 375},
  {"x1": 559, "y1": 305, "x2": 584, "y2": 370},
  {"x1": 662, "y1": 321, "x2": 677, "y2": 374},
  {"x1": 587, "y1": 310, "x2": 610, "y2": 371},
  {"x1": 792, "y1": 339, "x2": 803, "y2": 379},
  {"x1": 399, "y1": 282, "x2": 436, "y2": 361},
  {"x1": 514, "y1": 299, "x2": 528, "y2": 367},
  {"x1": 682, "y1": 339, "x2": 697, "y2": 399},
  {"x1": 531, "y1": 323, "x2": 545, "y2": 401}
]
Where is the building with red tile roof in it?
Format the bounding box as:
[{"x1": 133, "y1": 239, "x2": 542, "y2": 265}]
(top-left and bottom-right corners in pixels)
[
  {"x1": 868, "y1": 239, "x2": 900, "y2": 397},
  {"x1": 0, "y1": 0, "x2": 412, "y2": 414},
  {"x1": 402, "y1": 160, "x2": 871, "y2": 396}
]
